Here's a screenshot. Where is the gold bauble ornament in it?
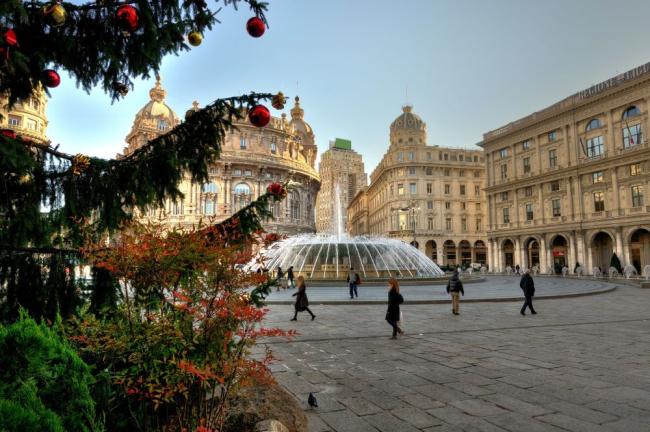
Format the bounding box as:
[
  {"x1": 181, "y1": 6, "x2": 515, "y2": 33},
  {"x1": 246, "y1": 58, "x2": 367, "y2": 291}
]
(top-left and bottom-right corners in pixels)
[
  {"x1": 187, "y1": 31, "x2": 203, "y2": 47},
  {"x1": 272, "y1": 91, "x2": 286, "y2": 110},
  {"x1": 42, "y1": 3, "x2": 67, "y2": 28},
  {"x1": 19, "y1": 173, "x2": 33, "y2": 184},
  {"x1": 72, "y1": 154, "x2": 91, "y2": 175}
]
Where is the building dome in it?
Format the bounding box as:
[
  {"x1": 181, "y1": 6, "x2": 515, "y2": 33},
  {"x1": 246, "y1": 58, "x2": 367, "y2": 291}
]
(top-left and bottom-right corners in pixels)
[
  {"x1": 135, "y1": 75, "x2": 178, "y2": 126},
  {"x1": 288, "y1": 96, "x2": 315, "y2": 145},
  {"x1": 390, "y1": 104, "x2": 425, "y2": 132},
  {"x1": 389, "y1": 104, "x2": 426, "y2": 146}
]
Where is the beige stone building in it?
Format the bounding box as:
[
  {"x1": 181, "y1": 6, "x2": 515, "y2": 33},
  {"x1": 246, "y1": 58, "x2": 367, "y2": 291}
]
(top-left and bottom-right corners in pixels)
[
  {"x1": 1, "y1": 87, "x2": 49, "y2": 144},
  {"x1": 315, "y1": 138, "x2": 367, "y2": 234},
  {"x1": 348, "y1": 104, "x2": 488, "y2": 268},
  {"x1": 478, "y1": 61, "x2": 650, "y2": 275},
  {"x1": 124, "y1": 78, "x2": 320, "y2": 235}
]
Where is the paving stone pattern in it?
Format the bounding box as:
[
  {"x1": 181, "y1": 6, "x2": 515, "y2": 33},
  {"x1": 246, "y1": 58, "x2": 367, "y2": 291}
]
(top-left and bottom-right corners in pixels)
[{"x1": 259, "y1": 278, "x2": 650, "y2": 431}]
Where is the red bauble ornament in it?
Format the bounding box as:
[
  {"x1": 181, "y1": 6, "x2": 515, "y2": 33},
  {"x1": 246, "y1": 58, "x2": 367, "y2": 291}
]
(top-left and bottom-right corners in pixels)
[
  {"x1": 248, "y1": 105, "x2": 270, "y2": 128},
  {"x1": 246, "y1": 17, "x2": 265, "y2": 38},
  {"x1": 116, "y1": 5, "x2": 141, "y2": 33},
  {"x1": 42, "y1": 69, "x2": 61, "y2": 88}
]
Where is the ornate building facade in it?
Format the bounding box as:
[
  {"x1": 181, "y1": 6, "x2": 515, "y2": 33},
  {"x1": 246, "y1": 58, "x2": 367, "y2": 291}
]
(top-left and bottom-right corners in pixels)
[
  {"x1": 123, "y1": 77, "x2": 320, "y2": 235},
  {"x1": 478, "y1": 61, "x2": 650, "y2": 275},
  {"x1": 316, "y1": 138, "x2": 367, "y2": 233},
  {"x1": 348, "y1": 104, "x2": 488, "y2": 268},
  {"x1": 1, "y1": 87, "x2": 49, "y2": 144}
]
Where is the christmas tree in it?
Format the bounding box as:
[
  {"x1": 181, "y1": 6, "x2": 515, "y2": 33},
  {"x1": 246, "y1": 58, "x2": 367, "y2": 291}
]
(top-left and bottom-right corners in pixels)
[{"x1": 0, "y1": 0, "x2": 282, "y2": 322}]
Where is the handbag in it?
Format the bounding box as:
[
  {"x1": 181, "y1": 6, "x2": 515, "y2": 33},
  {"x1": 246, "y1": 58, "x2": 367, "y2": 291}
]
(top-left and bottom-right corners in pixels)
[{"x1": 396, "y1": 311, "x2": 404, "y2": 327}]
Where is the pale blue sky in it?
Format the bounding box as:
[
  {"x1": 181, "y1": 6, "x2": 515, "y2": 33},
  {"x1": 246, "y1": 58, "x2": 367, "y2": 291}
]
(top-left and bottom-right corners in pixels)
[{"x1": 47, "y1": 0, "x2": 650, "y2": 174}]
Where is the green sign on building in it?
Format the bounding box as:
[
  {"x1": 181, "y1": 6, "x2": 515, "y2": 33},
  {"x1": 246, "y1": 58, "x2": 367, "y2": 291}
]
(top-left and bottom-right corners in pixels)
[{"x1": 333, "y1": 138, "x2": 352, "y2": 150}]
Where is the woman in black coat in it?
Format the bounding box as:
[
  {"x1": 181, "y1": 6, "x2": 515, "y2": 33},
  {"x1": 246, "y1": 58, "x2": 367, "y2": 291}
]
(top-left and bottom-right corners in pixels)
[
  {"x1": 291, "y1": 276, "x2": 315, "y2": 321},
  {"x1": 386, "y1": 278, "x2": 404, "y2": 339}
]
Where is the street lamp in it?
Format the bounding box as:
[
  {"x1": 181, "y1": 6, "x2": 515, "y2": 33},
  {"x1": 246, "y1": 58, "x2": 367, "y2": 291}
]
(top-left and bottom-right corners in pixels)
[{"x1": 391, "y1": 201, "x2": 419, "y2": 248}]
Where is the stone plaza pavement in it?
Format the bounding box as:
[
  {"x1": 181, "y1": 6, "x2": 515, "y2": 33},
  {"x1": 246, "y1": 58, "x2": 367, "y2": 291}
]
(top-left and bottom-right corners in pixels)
[{"x1": 259, "y1": 276, "x2": 650, "y2": 431}]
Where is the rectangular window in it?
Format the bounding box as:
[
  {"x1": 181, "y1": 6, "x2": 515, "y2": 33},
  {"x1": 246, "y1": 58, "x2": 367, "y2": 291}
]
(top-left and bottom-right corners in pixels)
[
  {"x1": 409, "y1": 151, "x2": 415, "y2": 160},
  {"x1": 409, "y1": 168, "x2": 416, "y2": 175},
  {"x1": 265, "y1": 172, "x2": 272, "y2": 178},
  {"x1": 244, "y1": 170, "x2": 252, "y2": 176},
  {"x1": 476, "y1": 203, "x2": 481, "y2": 211},
  {"x1": 398, "y1": 184, "x2": 404, "y2": 195},
  {"x1": 552, "y1": 199, "x2": 561, "y2": 217},
  {"x1": 210, "y1": 168, "x2": 218, "y2": 174},
  {"x1": 623, "y1": 124, "x2": 642, "y2": 148},
  {"x1": 444, "y1": 154, "x2": 449, "y2": 161},
  {"x1": 409, "y1": 183, "x2": 416, "y2": 194},
  {"x1": 586, "y1": 136, "x2": 604, "y2": 157},
  {"x1": 427, "y1": 183, "x2": 432, "y2": 194},
  {"x1": 474, "y1": 156, "x2": 478, "y2": 162},
  {"x1": 427, "y1": 152, "x2": 431, "y2": 160},
  {"x1": 526, "y1": 204, "x2": 534, "y2": 220},
  {"x1": 459, "y1": 170, "x2": 466, "y2": 177},
  {"x1": 461, "y1": 219, "x2": 467, "y2": 231},
  {"x1": 551, "y1": 181, "x2": 560, "y2": 191},
  {"x1": 270, "y1": 142, "x2": 277, "y2": 154},
  {"x1": 444, "y1": 169, "x2": 450, "y2": 176},
  {"x1": 446, "y1": 218, "x2": 452, "y2": 230},
  {"x1": 502, "y1": 191, "x2": 509, "y2": 201},
  {"x1": 428, "y1": 218, "x2": 434, "y2": 230},
  {"x1": 548, "y1": 131, "x2": 557, "y2": 141},
  {"x1": 523, "y1": 157, "x2": 531, "y2": 173},
  {"x1": 444, "y1": 184, "x2": 451, "y2": 194},
  {"x1": 549, "y1": 149, "x2": 557, "y2": 167},
  {"x1": 632, "y1": 185, "x2": 644, "y2": 207},
  {"x1": 592, "y1": 171, "x2": 603, "y2": 183},
  {"x1": 445, "y1": 202, "x2": 451, "y2": 209},
  {"x1": 233, "y1": 169, "x2": 242, "y2": 175},
  {"x1": 475, "y1": 185, "x2": 481, "y2": 196},
  {"x1": 7, "y1": 115, "x2": 20, "y2": 126},
  {"x1": 500, "y1": 148, "x2": 507, "y2": 158},
  {"x1": 631, "y1": 163, "x2": 642, "y2": 176},
  {"x1": 240, "y1": 138, "x2": 247, "y2": 150},
  {"x1": 522, "y1": 140, "x2": 530, "y2": 150},
  {"x1": 172, "y1": 200, "x2": 184, "y2": 216},
  {"x1": 476, "y1": 218, "x2": 482, "y2": 231},
  {"x1": 503, "y1": 207, "x2": 510, "y2": 223},
  {"x1": 426, "y1": 168, "x2": 433, "y2": 175},
  {"x1": 427, "y1": 201, "x2": 433, "y2": 210},
  {"x1": 397, "y1": 152, "x2": 403, "y2": 160},
  {"x1": 459, "y1": 155, "x2": 464, "y2": 161},
  {"x1": 26, "y1": 119, "x2": 37, "y2": 130},
  {"x1": 501, "y1": 164, "x2": 508, "y2": 179},
  {"x1": 461, "y1": 202, "x2": 466, "y2": 210},
  {"x1": 460, "y1": 185, "x2": 466, "y2": 195},
  {"x1": 594, "y1": 192, "x2": 605, "y2": 212},
  {"x1": 474, "y1": 171, "x2": 480, "y2": 178},
  {"x1": 525, "y1": 186, "x2": 533, "y2": 196}
]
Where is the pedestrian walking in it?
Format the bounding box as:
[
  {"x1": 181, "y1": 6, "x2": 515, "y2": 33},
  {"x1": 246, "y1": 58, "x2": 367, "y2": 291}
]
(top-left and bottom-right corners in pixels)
[
  {"x1": 276, "y1": 266, "x2": 284, "y2": 292},
  {"x1": 346, "y1": 267, "x2": 360, "y2": 299},
  {"x1": 515, "y1": 264, "x2": 520, "y2": 276},
  {"x1": 386, "y1": 278, "x2": 404, "y2": 339},
  {"x1": 287, "y1": 266, "x2": 295, "y2": 288},
  {"x1": 446, "y1": 270, "x2": 464, "y2": 315},
  {"x1": 290, "y1": 276, "x2": 315, "y2": 321},
  {"x1": 519, "y1": 269, "x2": 537, "y2": 315}
]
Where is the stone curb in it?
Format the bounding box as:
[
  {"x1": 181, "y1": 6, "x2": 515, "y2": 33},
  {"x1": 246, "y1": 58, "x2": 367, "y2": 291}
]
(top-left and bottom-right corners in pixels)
[{"x1": 261, "y1": 286, "x2": 617, "y2": 306}]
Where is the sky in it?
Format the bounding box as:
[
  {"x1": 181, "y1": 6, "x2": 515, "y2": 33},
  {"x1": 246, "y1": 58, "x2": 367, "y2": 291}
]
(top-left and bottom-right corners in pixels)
[{"x1": 47, "y1": 0, "x2": 650, "y2": 176}]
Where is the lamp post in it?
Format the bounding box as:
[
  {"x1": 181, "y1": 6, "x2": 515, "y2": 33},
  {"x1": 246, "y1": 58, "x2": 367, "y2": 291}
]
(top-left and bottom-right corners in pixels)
[{"x1": 391, "y1": 201, "x2": 419, "y2": 248}]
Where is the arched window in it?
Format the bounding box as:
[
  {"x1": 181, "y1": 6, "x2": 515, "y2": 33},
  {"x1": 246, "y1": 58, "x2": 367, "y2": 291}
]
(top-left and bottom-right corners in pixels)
[
  {"x1": 205, "y1": 199, "x2": 213, "y2": 215},
  {"x1": 234, "y1": 183, "x2": 250, "y2": 195},
  {"x1": 157, "y1": 119, "x2": 168, "y2": 131},
  {"x1": 233, "y1": 183, "x2": 250, "y2": 212},
  {"x1": 201, "y1": 182, "x2": 218, "y2": 193},
  {"x1": 585, "y1": 119, "x2": 601, "y2": 131},
  {"x1": 623, "y1": 106, "x2": 641, "y2": 118},
  {"x1": 290, "y1": 191, "x2": 301, "y2": 220}
]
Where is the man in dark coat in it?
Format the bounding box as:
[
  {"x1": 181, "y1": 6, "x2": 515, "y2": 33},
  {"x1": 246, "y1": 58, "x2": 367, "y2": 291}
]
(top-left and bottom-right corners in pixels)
[
  {"x1": 519, "y1": 269, "x2": 537, "y2": 315},
  {"x1": 446, "y1": 270, "x2": 464, "y2": 315},
  {"x1": 287, "y1": 266, "x2": 295, "y2": 288}
]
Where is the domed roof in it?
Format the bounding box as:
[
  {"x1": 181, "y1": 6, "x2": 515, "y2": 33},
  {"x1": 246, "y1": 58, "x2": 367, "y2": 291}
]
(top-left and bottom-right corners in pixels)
[
  {"x1": 390, "y1": 104, "x2": 425, "y2": 132},
  {"x1": 134, "y1": 75, "x2": 178, "y2": 126},
  {"x1": 288, "y1": 96, "x2": 314, "y2": 138}
]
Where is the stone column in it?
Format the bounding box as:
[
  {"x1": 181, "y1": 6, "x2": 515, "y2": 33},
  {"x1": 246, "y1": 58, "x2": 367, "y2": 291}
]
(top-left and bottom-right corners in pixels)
[
  {"x1": 224, "y1": 178, "x2": 230, "y2": 204},
  {"x1": 487, "y1": 195, "x2": 492, "y2": 230},
  {"x1": 513, "y1": 189, "x2": 519, "y2": 226},
  {"x1": 615, "y1": 227, "x2": 624, "y2": 265},
  {"x1": 535, "y1": 135, "x2": 542, "y2": 174},
  {"x1": 575, "y1": 175, "x2": 584, "y2": 218},
  {"x1": 486, "y1": 154, "x2": 492, "y2": 189},
  {"x1": 576, "y1": 230, "x2": 586, "y2": 272},
  {"x1": 567, "y1": 175, "x2": 574, "y2": 221},
  {"x1": 538, "y1": 185, "x2": 545, "y2": 222},
  {"x1": 611, "y1": 167, "x2": 620, "y2": 210},
  {"x1": 569, "y1": 231, "x2": 577, "y2": 274},
  {"x1": 539, "y1": 236, "x2": 547, "y2": 271},
  {"x1": 607, "y1": 109, "x2": 615, "y2": 151},
  {"x1": 514, "y1": 238, "x2": 521, "y2": 269},
  {"x1": 511, "y1": 144, "x2": 517, "y2": 178},
  {"x1": 564, "y1": 124, "x2": 572, "y2": 164}
]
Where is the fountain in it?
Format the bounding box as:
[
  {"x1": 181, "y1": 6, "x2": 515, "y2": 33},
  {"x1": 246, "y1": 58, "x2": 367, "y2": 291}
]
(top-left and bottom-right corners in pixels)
[{"x1": 258, "y1": 184, "x2": 445, "y2": 280}]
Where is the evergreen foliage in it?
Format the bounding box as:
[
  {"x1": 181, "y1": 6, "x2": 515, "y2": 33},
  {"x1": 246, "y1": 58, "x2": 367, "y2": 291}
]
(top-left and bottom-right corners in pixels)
[{"x1": 0, "y1": 314, "x2": 98, "y2": 432}]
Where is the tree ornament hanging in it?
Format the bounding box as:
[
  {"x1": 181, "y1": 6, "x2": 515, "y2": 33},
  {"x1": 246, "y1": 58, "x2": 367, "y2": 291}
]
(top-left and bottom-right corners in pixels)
[
  {"x1": 72, "y1": 154, "x2": 91, "y2": 175},
  {"x1": 42, "y1": 69, "x2": 61, "y2": 88},
  {"x1": 42, "y1": 3, "x2": 67, "y2": 28},
  {"x1": 248, "y1": 104, "x2": 270, "y2": 128},
  {"x1": 187, "y1": 31, "x2": 203, "y2": 46},
  {"x1": 114, "y1": 82, "x2": 129, "y2": 96},
  {"x1": 0, "y1": 29, "x2": 19, "y2": 61},
  {"x1": 246, "y1": 17, "x2": 265, "y2": 38},
  {"x1": 271, "y1": 92, "x2": 286, "y2": 110},
  {"x1": 116, "y1": 5, "x2": 141, "y2": 33}
]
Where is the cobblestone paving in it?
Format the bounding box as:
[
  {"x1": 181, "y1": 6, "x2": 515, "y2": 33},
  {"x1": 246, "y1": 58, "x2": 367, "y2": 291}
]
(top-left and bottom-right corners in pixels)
[{"x1": 259, "y1": 277, "x2": 650, "y2": 431}]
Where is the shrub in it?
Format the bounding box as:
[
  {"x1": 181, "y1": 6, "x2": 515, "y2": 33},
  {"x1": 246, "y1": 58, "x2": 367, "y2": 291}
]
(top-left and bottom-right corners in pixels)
[
  {"x1": 0, "y1": 315, "x2": 97, "y2": 432},
  {"x1": 610, "y1": 253, "x2": 622, "y2": 273}
]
